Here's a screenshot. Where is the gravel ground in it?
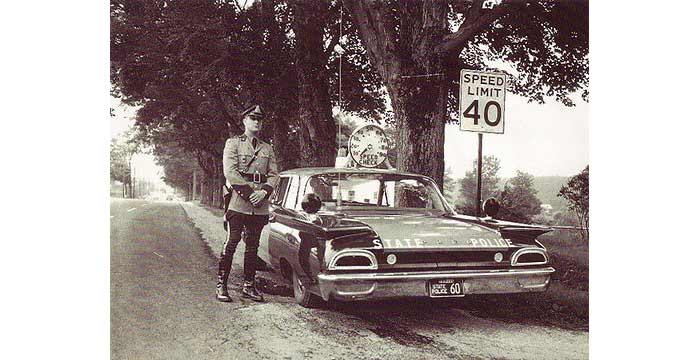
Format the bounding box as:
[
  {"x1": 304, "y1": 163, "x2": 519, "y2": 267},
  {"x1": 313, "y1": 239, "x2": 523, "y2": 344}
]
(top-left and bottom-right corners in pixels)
[{"x1": 173, "y1": 201, "x2": 589, "y2": 359}]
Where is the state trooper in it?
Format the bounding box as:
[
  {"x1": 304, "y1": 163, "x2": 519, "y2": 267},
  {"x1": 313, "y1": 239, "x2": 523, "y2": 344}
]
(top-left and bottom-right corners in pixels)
[{"x1": 217, "y1": 105, "x2": 278, "y2": 302}]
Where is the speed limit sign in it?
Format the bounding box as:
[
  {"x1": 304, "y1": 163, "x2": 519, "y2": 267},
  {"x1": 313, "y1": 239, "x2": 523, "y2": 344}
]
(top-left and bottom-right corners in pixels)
[{"x1": 459, "y1": 70, "x2": 506, "y2": 134}]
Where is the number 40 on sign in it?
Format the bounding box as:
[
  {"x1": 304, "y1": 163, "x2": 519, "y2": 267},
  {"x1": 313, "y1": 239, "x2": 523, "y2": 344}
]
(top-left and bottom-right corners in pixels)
[{"x1": 459, "y1": 69, "x2": 506, "y2": 134}]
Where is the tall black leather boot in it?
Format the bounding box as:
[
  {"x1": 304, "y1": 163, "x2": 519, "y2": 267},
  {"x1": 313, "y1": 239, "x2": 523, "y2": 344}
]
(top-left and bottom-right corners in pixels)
[
  {"x1": 241, "y1": 280, "x2": 264, "y2": 302},
  {"x1": 216, "y1": 270, "x2": 232, "y2": 302}
]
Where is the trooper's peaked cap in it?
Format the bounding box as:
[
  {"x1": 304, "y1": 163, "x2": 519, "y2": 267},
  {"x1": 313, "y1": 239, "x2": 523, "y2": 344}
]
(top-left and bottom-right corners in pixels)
[{"x1": 241, "y1": 105, "x2": 264, "y2": 119}]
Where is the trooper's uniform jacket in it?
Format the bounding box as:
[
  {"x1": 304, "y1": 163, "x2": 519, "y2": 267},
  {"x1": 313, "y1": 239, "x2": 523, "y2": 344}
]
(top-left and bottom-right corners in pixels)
[{"x1": 223, "y1": 134, "x2": 278, "y2": 215}]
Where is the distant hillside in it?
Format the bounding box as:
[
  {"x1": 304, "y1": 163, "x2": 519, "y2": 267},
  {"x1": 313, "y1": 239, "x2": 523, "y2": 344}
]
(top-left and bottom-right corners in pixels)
[
  {"x1": 450, "y1": 174, "x2": 574, "y2": 214},
  {"x1": 531, "y1": 176, "x2": 570, "y2": 212},
  {"x1": 497, "y1": 175, "x2": 570, "y2": 213}
]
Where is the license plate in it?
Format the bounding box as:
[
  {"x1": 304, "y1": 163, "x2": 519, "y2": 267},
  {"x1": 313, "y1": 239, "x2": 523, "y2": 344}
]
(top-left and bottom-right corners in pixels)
[{"x1": 428, "y1": 279, "x2": 465, "y2": 298}]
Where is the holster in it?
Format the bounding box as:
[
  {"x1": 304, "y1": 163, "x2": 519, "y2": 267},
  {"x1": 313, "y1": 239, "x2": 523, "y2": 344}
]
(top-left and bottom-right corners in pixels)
[{"x1": 222, "y1": 182, "x2": 255, "y2": 231}]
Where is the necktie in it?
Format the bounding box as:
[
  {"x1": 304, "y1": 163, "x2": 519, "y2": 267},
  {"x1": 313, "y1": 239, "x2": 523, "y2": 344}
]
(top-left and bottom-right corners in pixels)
[{"x1": 252, "y1": 138, "x2": 258, "y2": 149}]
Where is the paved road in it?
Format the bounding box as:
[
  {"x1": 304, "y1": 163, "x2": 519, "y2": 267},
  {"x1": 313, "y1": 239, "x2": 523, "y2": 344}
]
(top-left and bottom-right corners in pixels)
[{"x1": 111, "y1": 198, "x2": 588, "y2": 360}]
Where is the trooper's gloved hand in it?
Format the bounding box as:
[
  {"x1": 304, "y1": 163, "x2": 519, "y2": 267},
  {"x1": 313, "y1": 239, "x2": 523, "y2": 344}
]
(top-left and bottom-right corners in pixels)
[{"x1": 249, "y1": 190, "x2": 267, "y2": 206}]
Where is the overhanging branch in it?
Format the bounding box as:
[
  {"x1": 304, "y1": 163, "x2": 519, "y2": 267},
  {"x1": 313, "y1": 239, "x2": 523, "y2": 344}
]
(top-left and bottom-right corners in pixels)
[
  {"x1": 323, "y1": 27, "x2": 342, "y2": 59},
  {"x1": 343, "y1": 0, "x2": 401, "y2": 81},
  {"x1": 435, "y1": 0, "x2": 510, "y2": 55}
]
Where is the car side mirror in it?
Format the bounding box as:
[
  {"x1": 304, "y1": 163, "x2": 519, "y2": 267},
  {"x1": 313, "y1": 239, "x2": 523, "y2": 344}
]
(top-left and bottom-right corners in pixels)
[
  {"x1": 301, "y1": 193, "x2": 322, "y2": 214},
  {"x1": 482, "y1": 197, "x2": 499, "y2": 217}
]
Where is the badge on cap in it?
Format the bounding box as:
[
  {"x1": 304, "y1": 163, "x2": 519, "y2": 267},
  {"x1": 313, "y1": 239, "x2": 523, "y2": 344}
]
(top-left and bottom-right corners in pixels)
[{"x1": 241, "y1": 105, "x2": 264, "y2": 119}]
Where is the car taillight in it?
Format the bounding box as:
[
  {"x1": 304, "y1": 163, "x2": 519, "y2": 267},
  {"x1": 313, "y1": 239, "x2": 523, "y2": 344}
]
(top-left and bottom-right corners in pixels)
[
  {"x1": 328, "y1": 249, "x2": 378, "y2": 270},
  {"x1": 511, "y1": 248, "x2": 548, "y2": 266}
]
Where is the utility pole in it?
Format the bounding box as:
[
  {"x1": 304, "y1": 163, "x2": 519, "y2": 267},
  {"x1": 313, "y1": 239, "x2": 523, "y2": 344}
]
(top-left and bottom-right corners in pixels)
[
  {"x1": 192, "y1": 169, "x2": 197, "y2": 201},
  {"x1": 129, "y1": 155, "x2": 135, "y2": 198}
]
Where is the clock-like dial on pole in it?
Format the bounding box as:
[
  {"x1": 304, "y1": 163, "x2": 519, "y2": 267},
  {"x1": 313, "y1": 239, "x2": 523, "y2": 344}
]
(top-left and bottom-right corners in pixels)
[{"x1": 348, "y1": 124, "x2": 389, "y2": 168}]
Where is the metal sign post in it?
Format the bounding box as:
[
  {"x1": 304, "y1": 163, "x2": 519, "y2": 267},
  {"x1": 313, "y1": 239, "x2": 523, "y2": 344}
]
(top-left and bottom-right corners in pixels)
[
  {"x1": 476, "y1": 133, "x2": 483, "y2": 216},
  {"x1": 458, "y1": 69, "x2": 506, "y2": 216}
]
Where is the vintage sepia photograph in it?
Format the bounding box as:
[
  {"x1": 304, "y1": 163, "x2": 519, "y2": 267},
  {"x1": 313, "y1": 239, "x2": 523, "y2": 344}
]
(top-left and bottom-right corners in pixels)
[
  {"x1": 109, "y1": 0, "x2": 589, "y2": 359},
  {"x1": 8, "y1": 1, "x2": 700, "y2": 359}
]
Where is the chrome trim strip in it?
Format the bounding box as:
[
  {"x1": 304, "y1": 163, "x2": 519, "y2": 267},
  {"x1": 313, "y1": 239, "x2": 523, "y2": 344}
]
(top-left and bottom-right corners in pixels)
[
  {"x1": 500, "y1": 226, "x2": 551, "y2": 232},
  {"x1": 335, "y1": 283, "x2": 377, "y2": 296},
  {"x1": 319, "y1": 267, "x2": 555, "y2": 281},
  {"x1": 325, "y1": 226, "x2": 373, "y2": 232},
  {"x1": 327, "y1": 249, "x2": 378, "y2": 271},
  {"x1": 511, "y1": 247, "x2": 548, "y2": 266},
  {"x1": 518, "y1": 277, "x2": 550, "y2": 290},
  {"x1": 534, "y1": 239, "x2": 547, "y2": 251},
  {"x1": 284, "y1": 175, "x2": 300, "y2": 209}
]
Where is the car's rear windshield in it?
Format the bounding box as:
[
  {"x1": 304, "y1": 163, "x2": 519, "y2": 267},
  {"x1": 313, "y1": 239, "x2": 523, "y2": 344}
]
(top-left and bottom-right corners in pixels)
[{"x1": 303, "y1": 172, "x2": 449, "y2": 213}]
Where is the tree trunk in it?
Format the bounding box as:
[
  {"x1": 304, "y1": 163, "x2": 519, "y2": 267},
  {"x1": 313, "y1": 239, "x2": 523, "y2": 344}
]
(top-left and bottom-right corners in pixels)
[
  {"x1": 192, "y1": 170, "x2": 197, "y2": 200},
  {"x1": 258, "y1": 0, "x2": 300, "y2": 172},
  {"x1": 207, "y1": 179, "x2": 216, "y2": 207},
  {"x1": 217, "y1": 174, "x2": 226, "y2": 208},
  {"x1": 345, "y1": 0, "x2": 450, "y2": 190},
  {"x1": 386, "y1": 71, "x2": 447, "y2": 190},
  {"x1": 271, "y1": 114, "x2": 298, "y2": 171},
  {"x1": 292, "y1": 0, "x2": 338, "y2": 167}
]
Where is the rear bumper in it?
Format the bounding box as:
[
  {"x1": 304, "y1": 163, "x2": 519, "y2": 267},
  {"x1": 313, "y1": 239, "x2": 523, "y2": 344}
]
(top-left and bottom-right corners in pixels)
[{"x1": 317, "y1": 267, "x2": 555, "y2": 301}]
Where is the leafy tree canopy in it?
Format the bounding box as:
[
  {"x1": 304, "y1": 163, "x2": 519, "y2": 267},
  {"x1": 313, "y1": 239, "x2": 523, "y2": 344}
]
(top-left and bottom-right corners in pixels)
[
  {"x1": 558, "y1": 165, "x2": 589, "y2": 239},
  {"x1": 344, "y1": 0, "x2": 588, "y2": 189},
  {"x1": 498, "y1": 170, "x2": 542, "y2": 223},
  {"x1": 111, "y1": 0, "x2": 390, "y2": 188},
  {"x1": 110, "y1": 130, "x2": 139, "y2": 184},
  {"x1": 457, "y1": 0, "x2": 589, "y2": 107},
  {"x1": 457, "y1": 155, "x2": 501, "y2": 215}
]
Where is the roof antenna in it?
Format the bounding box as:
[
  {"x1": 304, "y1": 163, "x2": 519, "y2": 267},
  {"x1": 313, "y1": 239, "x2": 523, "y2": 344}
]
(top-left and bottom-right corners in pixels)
[{"x1": 335, "y1": 4, "x2": 344, "y2": 208}]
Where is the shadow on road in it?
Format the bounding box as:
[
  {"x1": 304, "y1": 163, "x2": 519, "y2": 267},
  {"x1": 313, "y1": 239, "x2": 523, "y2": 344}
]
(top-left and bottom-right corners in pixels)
[{"x1": 273, "y1": 282, "x2": 588, "y2": 332}]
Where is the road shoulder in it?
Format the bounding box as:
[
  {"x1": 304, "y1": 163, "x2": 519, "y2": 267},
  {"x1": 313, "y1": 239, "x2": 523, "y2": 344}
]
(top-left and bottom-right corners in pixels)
[{"x1": 179, "y1": 201, "x2": 292, "y2": 297}]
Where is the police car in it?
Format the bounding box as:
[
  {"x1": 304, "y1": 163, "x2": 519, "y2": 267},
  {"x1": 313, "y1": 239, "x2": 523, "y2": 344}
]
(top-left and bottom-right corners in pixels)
[{"x1": 257, "y1": 126, "x2": 554, "y2": 307}]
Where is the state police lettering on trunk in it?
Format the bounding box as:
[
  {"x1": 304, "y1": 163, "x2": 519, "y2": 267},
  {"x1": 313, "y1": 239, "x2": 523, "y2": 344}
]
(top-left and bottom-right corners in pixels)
[{"x1": 378, "y1": 237, "x2": 513, "y2": 249}]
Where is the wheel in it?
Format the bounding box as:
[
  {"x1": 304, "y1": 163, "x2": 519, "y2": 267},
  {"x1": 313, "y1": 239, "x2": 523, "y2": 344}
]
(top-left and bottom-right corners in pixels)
[{"x1": 291, "y1": 269, "x2": 317, "y2": 308}]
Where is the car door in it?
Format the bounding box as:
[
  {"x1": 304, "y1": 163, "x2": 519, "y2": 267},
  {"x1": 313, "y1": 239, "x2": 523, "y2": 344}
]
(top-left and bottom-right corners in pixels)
[{"x1": 258, "y1": 176, "x2": 292, "y2": 269}]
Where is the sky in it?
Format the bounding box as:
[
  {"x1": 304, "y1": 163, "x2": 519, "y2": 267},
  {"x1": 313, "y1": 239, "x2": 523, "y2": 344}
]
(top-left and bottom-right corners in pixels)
[
  {"x1": 111, "y1": 97, "x2": 164, "y2": 184},
  {"x1": 444, "y1": 94, "x2": 588, "y2": 178},
  {"x1": 110, "y1": 97, "x2": 137, "y2": 137},
  {"x1": 112, "y1": 91, "x2": 588, "y2": 182}
]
